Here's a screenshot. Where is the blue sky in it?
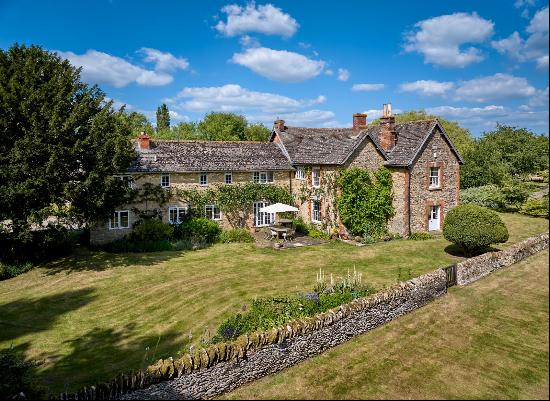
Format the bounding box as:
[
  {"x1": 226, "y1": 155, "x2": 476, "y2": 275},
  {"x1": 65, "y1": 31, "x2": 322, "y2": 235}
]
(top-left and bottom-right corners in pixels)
[{"x1": 1, "y1": 0, "x2": 548, "y2": 136}]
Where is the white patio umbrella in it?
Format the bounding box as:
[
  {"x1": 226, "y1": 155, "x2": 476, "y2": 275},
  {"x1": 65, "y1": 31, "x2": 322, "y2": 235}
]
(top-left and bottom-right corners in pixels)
[{"x1": 259, "y1": 203, "x2": 299, "y2": 213}]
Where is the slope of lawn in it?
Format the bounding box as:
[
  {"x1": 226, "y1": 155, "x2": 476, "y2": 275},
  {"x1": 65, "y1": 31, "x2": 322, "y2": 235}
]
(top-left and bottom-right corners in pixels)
[
  {"x1": 224, "y1": 249, "x2": 549, "y2": 400},
  {"x1": 0, "y1": 213, "x2": 547, "y2": 395}
]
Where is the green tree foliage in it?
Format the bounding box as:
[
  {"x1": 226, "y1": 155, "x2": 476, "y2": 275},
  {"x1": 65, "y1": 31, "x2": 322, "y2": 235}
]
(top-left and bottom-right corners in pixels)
[
  {"x1": 337, "y1": 167, "x2": 395, "y2": 238},
  {"x1": 372, "y1": 110, "x2": 476, "y2": 156},
  {"x1": 443, "y1": 204, "x2": 509, "y2": 256},
  {"x1": 0, "y1": 346, "x2": 42, "y2": 399},
  {"x1": 116, "y1": 109, "x2": 153, "y2": 137},
  {"x1": 156, "y1": 103, "x2": 170, "y2": 133},
  {"x1": 461, "y1": 124, "x2": 549, "y2": 188},
  {"x1": 0, "y1": 44, "x2": 135, "y2": 261}
]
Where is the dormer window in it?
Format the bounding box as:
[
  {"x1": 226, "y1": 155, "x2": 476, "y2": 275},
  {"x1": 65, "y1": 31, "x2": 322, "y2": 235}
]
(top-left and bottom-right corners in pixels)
[{"x1": 160, "y1": 174, "x2": 170, "y2": 188}]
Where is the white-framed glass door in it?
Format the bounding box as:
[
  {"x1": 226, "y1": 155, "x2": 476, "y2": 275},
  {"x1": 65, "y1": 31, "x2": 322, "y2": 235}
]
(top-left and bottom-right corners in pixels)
[
  {"x1": 428, "y1": 205, "x2": 441, "y2": 231},
  {"x1": 254, "y1": 202, "x2": 274, "y2": 227}
]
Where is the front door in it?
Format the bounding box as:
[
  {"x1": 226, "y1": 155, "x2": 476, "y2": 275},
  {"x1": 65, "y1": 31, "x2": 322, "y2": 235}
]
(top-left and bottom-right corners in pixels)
[
  {"x1": 428, "y1": 205, "x2": 440, "y2": 231},
  {"x1": 254, "y1": 202, "x2": 274, "y2": 227}
]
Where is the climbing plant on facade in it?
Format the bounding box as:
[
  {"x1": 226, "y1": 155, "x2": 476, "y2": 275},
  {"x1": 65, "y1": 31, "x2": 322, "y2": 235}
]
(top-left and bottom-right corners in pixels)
[{"x1": 337, "y1": 166, "x2": 394, "y2": 238}]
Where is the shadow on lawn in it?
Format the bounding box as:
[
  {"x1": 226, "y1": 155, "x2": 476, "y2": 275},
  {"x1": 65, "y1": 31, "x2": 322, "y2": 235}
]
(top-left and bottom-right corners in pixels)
[
  {"x1": 41, "y1": 246, "x2": 181, "y2": 276},
  {"x1": 444, "y1": 244, "x2": 500, "y2": 258},
  {"x1": 0, "y1": 288, "x2": 96, "y2": 343},
  {"x1": 36, "y1": 323, "x2": 184, "y2": 396}
]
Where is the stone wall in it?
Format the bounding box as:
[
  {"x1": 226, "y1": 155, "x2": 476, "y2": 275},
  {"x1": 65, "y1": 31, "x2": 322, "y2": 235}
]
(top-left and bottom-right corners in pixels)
[
  {"x1": 409, "y1": 128, "x2": 461, "y2": 233},
  {"x1": 57, "y1": 268, "x2": 447, "y2": 400},
  {"x1": 456, "y1": 232, "x2": 549, "y2": 286}
]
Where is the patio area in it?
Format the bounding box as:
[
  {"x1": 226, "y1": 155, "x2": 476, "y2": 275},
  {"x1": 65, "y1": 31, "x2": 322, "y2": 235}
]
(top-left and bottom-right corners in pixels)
[{"x1": 251, "y1": 229, "x2": 328, "y2": 249}]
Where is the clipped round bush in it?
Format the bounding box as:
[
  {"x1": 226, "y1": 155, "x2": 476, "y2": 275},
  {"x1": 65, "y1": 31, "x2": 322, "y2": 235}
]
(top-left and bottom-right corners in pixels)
[
  {"x1": 443, "y1": 204, "x2": 509, "y2": 255},
  {"x1": 219, "y1": 228, "x2": 254, "y2": 243}
]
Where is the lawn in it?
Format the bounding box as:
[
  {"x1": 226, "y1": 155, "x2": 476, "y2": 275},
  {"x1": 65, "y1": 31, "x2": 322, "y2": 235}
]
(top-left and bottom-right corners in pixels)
[
  {"x1": 223, "y1": 249, "x2": 549, "y2": 400},
  {"x1": 0, "y1": 213, "x2": 547, "y2": 395}
]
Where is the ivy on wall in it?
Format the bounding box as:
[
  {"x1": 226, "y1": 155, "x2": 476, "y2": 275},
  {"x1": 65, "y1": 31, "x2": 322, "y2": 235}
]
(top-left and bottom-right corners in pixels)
[
  {"x1": 177, "y1": 183, "x2": 293, "y2": 227},
  {"x1": 337, "y1": 167, "x2": 395, "y2": 238}
]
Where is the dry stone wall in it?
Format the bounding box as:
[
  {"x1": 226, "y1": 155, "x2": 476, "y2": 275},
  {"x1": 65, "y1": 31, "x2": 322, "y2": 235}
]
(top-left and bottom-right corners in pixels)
[{"x1": 456, "y1": 232, "x2": 549, "y2": 286}]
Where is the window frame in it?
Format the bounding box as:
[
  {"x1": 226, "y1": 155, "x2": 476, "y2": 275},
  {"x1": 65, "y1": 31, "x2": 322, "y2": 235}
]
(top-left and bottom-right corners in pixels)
[
  {"x1": 205, "y1": 204, "x2": 221, "y2": 221},
  {"x1": 114, "y1": 175, "x2": 134, "y2": 188},
  {"x1": 312, "y1": 167, "x2": 321, "y2": 188},
  {"x1": 429, "y1": 167, "x2": 440, "y2": 188},
  {"x1": 160, "y1": 174, "x2": 170, "y2": 188},
  {"x1": 109, "y1": 210, "x2": 130, "y2": 230},
  {"x1": 168, "y1": 206, "x2": 188, "y2": 224},
  {"x1": 253, "y1": 171, "x2": 274, "y2": 184},
  {"x1": 200, "y1": 172, "x2": 208, "y2": 186},
  {"x1": 224, "y1": 172, "x2": 233, "y2": 185},
  {"x1": 312, "y1": 200, "x2": 321, "y2": 223},
  {"x1": 295, "y1": 166, "x2": 305, "y2": 180},
  {"x1": 253, "y1": 201, "x2": 274, "y2": 227}
]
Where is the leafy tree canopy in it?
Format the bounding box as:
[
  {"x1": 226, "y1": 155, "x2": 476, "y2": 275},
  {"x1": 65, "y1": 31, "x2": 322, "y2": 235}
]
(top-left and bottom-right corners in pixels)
[
  {"x1": 156, "y1": 103, "x2": 170, "y2": 133},
  {"x1": 461, "y1": 124, "x2": 549, "y2": 188},
  {"x1": 0, "y1": 44, "x2": 136, "y2": 241}
]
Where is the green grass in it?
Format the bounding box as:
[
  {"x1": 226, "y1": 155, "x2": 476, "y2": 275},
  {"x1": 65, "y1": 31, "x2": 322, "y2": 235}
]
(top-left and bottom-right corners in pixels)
[
  {"x1": 0, "y1": 213, "x2": 546, "y2": 395},
  {"x1": 223, "y1": 249, "x2": 550, "y2": 400}
]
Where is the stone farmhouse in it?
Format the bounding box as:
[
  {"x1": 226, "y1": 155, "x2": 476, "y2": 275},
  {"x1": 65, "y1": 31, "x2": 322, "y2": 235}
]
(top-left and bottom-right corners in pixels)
[{"x1": 90, "y1": 104, "x2": 463, "y2": 245}]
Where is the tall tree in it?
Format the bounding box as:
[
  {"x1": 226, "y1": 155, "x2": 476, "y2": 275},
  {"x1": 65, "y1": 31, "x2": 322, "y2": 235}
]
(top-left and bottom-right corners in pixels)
[
  {"x1": 197, "y1": 112, "x2": 248, "y2": 141},
  {"x1": 156, "y1": 103, "x2": 170, "y2": 132},
  {"x1": 0, "y1": 44, "x2": 136, "y2": 260}
]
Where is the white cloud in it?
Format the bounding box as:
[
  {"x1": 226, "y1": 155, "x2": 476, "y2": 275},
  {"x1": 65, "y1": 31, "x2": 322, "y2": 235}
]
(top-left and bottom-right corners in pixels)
[
  {"x1": 168, "y1": 110, "x2": 190, "y2": 122},
  {"x1": 492, "y1": 7, "x2": 549, "y2": 69},
  {"x1": 426, "y1": 104, "x2": 549, "y2": 134},
  {"x1": 166, "y1": 84, "x2": 326, "y2": 114},
  {"x1": 57, "y1": 49, "x2": 174, "y2": 87},
  {"x1": 231, "y1": 47, "x2": 325, "y2": 82},
  {"x1": 215, "y1": 3, "x2": 298, "y2": 38},
  {"x1": 454, "y1": 73, "x2": 536, "y2": 102},
  {"x1": 352, "y1": 83, "x2": 385, "y2": 92},
  {"x1": 529, "y1": 86, "x2": 549, "y2": 107},
  {"x1": 337, "y1": 68, "x2": 350, "y2": 81},
  {"x1": 239, "y1": 35, "x2": 261, "y2": 48},
  {"x1": 324, "y1": 69, "x2": 334, "y2": 76},
  {"x1": 404, "y1": 12, "x2": 494, "y2": 68},
  {"x1": 139, "y1": 48, "x2": 189, "y2": 71},
  {"x1": 400, "y1": 80, "x2": 454, "y2": 96}
]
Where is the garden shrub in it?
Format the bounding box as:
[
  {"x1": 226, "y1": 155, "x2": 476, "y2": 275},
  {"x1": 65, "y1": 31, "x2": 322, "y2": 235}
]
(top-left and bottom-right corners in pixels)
[
  {"x1": 0, "y1": 346, "x2": 42, "y2": 399},
  {"x1": 213, "y1": 269, "x2": 374, "y2": 342},
  {"x1": 176, "y1": 218, "x2": 221, "y2": 244},
  {"x1": 500, "y1": 181, "x2": 530, "y2": 209},
  {"x1": 408, "y1": 232, "x2": 433, "y2": 241},
  {"x1": 460, "y1": 185, "x2": 506, "y2": 210},
  {"x1": 0, "y1": 262, "x2": 34, "y2": 281},
  {"x1": 443, "y1": 204, "x2": 509, "y2": 256},
  {"x1": 337, "y1": 167, "x2": 394, "y2": 238},
  {"x1": 292, "y1": 218, "x2": 309, "y2": 235},
  {"x1": 219, "y1": 228, "x2": 254, "y2": 243},
  {"x1": 520, "y1": 196, "x2": 549, "y2": 218},
  {"x1": 307, "y1": 227, "x2": 329, "y2": 240},
  {"x1": 130, "y1": 218, "x2": 174, "y2": 242}
]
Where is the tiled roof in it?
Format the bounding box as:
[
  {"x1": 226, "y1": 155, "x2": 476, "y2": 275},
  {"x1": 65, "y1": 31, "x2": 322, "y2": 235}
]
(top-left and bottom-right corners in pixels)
[
  {"x1": 128, "y1": 140, "x2": 294, "y2": 173},
  {"x1": 276, "y1": 127, "x2": 377, "y2": 165},
  {"x1": 275, "y1": 119, "x2": 462, "y2": 167}
]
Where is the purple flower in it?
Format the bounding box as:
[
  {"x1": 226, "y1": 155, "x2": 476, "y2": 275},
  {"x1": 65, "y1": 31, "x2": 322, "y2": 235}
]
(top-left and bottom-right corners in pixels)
[{"x1": 303, "y1": 292, "x2": 319, "y2": 303}]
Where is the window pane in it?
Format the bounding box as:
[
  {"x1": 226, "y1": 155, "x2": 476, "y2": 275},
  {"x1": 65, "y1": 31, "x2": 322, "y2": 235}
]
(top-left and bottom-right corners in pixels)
[
  {"x1": 253, "y1": 172, "x2": 259, "y2": 183},
  {"x1": 267, "y1": 171, "x2": 273, "y2": 182},
  {"x1": 214, "y1": 205, "x2": 220, "y2": 220},
  {"x1": 120, "y1": 211, "x2": 129, "y2": 228}
]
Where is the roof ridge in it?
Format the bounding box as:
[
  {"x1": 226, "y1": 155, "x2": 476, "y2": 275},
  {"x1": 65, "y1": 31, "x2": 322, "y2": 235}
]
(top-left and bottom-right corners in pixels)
[{"x1": 148, "y1": 139, "x2": 274, "y2": 144}]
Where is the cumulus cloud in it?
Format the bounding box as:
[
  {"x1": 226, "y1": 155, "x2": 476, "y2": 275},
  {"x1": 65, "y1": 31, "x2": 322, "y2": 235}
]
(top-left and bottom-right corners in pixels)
[
  {"x1": 231, "y1": 47, "x2": 325, "y2": 82},
  {"x1": 215, "y1": 3, "x2": 298, "y2": 38},
  {"x1": 492, "y1": 6, "x2": 549, "y2": 69},
  {"x1": 166, "y1": 84, "x2": 326, "y2": 114},
  {"x1": 337, "y1": 68, "x2": 350, "y2": 81},
  {"x1": 239, "y1": 35, "x2": 261, "y2": 48},
  {"x1": 352, "y1": 83, "x2": 385, "y2": 92},
  {"x1": 400, "y1": 80, "x2": 454, "y2": 96},
  {"x1": 454, "y1": 73, "x2": 536, "y2": 102},
  {"x1": 57, "y1": 49, "x2": 180, "y2": 87},
  {"x1": 404, "y1": 12, "x2": 494, "y2": 68},
  {"x1": 139, "y1": 48, "x2": 189, "y2": 71}
]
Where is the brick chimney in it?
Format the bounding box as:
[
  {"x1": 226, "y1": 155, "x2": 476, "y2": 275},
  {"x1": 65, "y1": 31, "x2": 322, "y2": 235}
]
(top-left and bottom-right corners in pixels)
[
  {"x1": 273, "y1": 119, "x2": 285, "y2": 131},
  {"x1": 138, "y1": 132, "x2": 150, "y2": 150},
  {"x1": 353, "y1": 113, "x2": 367, "y2": 131},
  {"x1": 379, "y1": 103, "x2": 397, "y2": 152}
]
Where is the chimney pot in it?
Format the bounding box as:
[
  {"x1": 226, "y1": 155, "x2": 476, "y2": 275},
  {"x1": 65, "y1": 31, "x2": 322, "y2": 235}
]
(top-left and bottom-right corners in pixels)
[
  {"x1": 353, "y1": 113, "x2": 367, "y2": 131},
  {"x1": 379, "y1": 103, "x2": 397, "y2": 152},
  {"x1": 138, "y1": 132, "x2": 150, "y2": 150},
  {"x1": 274, "y1": 119, "x2": 285, "y2": 131}
]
